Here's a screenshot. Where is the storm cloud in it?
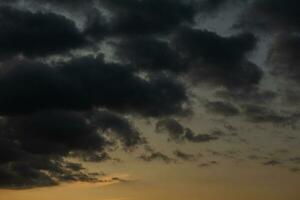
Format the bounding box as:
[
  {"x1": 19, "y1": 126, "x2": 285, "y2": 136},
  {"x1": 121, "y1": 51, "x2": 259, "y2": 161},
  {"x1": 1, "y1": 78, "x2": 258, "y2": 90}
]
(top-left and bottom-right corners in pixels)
[
  {"x1": 113, "y1": 36, "x2": 183, "y2": 73},
  {"x1": 0, "y1": 0, "x2": 298, "y2": 190},
  {"x1": 238, "y1": 0, "x2": 300, "y2": 32},
  {"x1": 0, "y1": 109, "x2": 145, "y2": 188},
  {"x1": 171, "y1": 27, "x2": 262, "y2": 89},
  {"x1": 0, "y1": 6, "x2": 88, "y2": 59},
  {"x1": 0, "y1": 56, "x2": 189, "y2": 117}
]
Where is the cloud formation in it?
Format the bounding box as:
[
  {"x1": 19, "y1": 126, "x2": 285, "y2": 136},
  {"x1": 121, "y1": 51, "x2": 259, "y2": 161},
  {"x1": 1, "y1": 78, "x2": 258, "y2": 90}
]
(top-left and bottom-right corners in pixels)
[
  {"x1": 173, "y1": 150, "x2": 197, "y2": 161},
  {"x1": 0, "y1": 6, "x2": 87, "y2": 59},
  {"x1": 156, "y1": 119, "x2": 218, "y2": 143},
  {"x1": 171, "y1": 27, "x2": 262, "y2": 89},
  {"x1": 0, "y1": 109, "x2": 145, "y2": 188},
  {"x1": 1, "y1": 0, "x2": 299, "y2": 190},
  {"x1": 268, "y1": 34, "x2": 300, "y2": 84},
  {"x1": 113, "y1": 36, "x2": 183, "y2": 73},
  {"x1": 238, "y1": 0, "x2": 300, "y2": 32},
  {"x1": 242, "y1": 104, "x2": 300, "y2": 125},
  {"x1": 139, "y1": 151, "x2": 176, "y2": 164},
  {"x1": 98, "y1": 0, "x2": 196, "y2": 36},
  {"x1": 0, "y1": 56, "x2": 189, "y2": 117}
]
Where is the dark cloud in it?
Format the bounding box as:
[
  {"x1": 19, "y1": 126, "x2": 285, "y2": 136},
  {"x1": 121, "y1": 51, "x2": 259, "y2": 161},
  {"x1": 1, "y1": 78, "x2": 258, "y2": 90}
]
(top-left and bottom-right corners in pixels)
[
  {"x1": 211, "y1": 129, "x2": 227, "y2": 137},
  {"x1": 263, "y1": 160, "x2": 281, "y2": 166},
  {"x1": 267, "y1": 34, "x2": 300, "y2": 108},
  {"x1": 139, "y1": 151, "x2": 176, "y2": 164},
  {"x1": 207, "y1": 149, "x2": 241, "y2": 161},
  {"x1": 290, "y1": 157, "x2": 300, "y2": 164},
  {"x1": 268, "y1": 34, "x2": 300, "y2": 84},
  {"x1": 172, "y1": 27, "x2": 257, "y2": 66},
  {"x1": 0, "y1": 6, "x2": 88, "y2": 59},
  {"x1": 3, "y1": 110, "x2": 106, "y2": 155},
  {"x1": 74, "y1": 152, "x2": 113, "y2": 163},
  {"x1": 247, "y1": 155, "x2": 268, "y2": 161},
  {"x1": 237, "y1": 0, "x2": 300, "y2": 32},
  {"x1": 171, "y1": 27, "x2": 262, "y2": 89},
  {"x1": 0, "y1": 155, "x2": 102, "y2": 189},
  {"x1": 215, "y1": 88, "x2": 277, "y2": 104},
  {"x1": 37, "y1": 0, "x2": 96, "y2": 8},
  {"x1": 0, "y1": 109, "x2": 144, "y2": 188},
  {"x1": 0, "y1": 2, "x2": 195, "y2": 187},
  {"x1": 0, "y1": 56, "x2": 189, "y2": 117},
  {"x1": 1, "y1": 109, "x2": 144, "y2": 155},
  {"x1": 156, "y1": 119, "x2": 218, "y2": 143},
  {"x1": 242, "y1": 104, "x2": 300, "y2": 125},
  {"x1": 223, "y1": 123, "x2": 237, "y2": 132},
  {"x1": 89, "y1": 110, "x2": 145, "y2": 148},
  {"x1": 184, "y1": 128, "x2": 218, "y2": 143},
  {"x1": 0, "y1": 0, "x2": 96, "y2": 10},
  {"x1": 198, "y1": 0, "x2": 249, "y2": 13},
  {"x1": 282, "y1": 89, "x2": 300, "y2": 106},
  {"x1": 0, "y1": 161, "x2": 57, "y2": 189},
  {"x1": 199, "y1": 0, "x2": 228, "y2": 12},
  {"x1": 0, "y1": 0, "x2": 296, "y2": 191},
  {"x1": 205, "y1": 100, "x2": 240, "y2": 117},
  {"x1": 110, "y1": 177, "x2": 130, "y2": 183},
  {"x1": 65, "y1": 162, "x2": 85, "y2": 172},
  {"x1": 290, "y1": 168, "x2": 300, "y2": 173},
  {"x1": 97, "y1": 176, "x2": 131, "y2": 183},
  {"x1": 173, "y1": 150, "x2": 197, "y2": 161},
  {"x1": 113, "y1": 36, "x2": 183, "y2": 73},
  {"x1": 198, "y1": 161, "x2": 218, "y2": 168},
  {"x1": 97, "y1": 0, "x2": 196, "y2": 36},
  {"x1": 83, "y1": 9, "x2": 109, "y2": 41},
  {"x1": 156, "y1": 118, "x2": 185, "y2": 141},
  {"x1": 60, "y1": 56, "x2": 189, "y2": 117},
  {"x1": 75, "y1": 0, "x2": 199, "y2": 39}
]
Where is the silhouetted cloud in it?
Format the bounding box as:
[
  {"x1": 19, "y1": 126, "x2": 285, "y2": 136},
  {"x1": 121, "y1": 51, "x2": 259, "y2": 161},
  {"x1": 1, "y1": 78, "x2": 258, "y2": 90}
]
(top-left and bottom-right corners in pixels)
[
  {"x1": 139, "y1": 151, "x2": 176, "y2": 164},
  {"x1": 198, "y1": 161, "x2": 218, "y2": 168},
  {"x1": 0, "y1": 109, "x2": 145, "y2": 188},
  {"x1": 199, "y1": 0, "x2": 228, "y2": 12},
  {"x1": 0, "y1": 0, "x2": 96, "y2": 10},
  {"x1": 0, "y1": 0, "x2": 298, "y2": 190},
  {"x1": 171, "y1": 26, "x2": 262, "y2": 90},
  {"x1": 263, "y1": 160, "x2": 281, "y2": 166},
  {"x1": 98, "y1": 0, "x2": 197, "y2": 36},
  {"x1": 242, "y1": 104, "x2": 300, "y2": 125},
  {"x1": 238, "y1": 0, "x2": 300, "y2": 32},
  {"x1": 0, "y1": 151, "x2": 103, "y2": 189},
  {"x1": 156, "y1": 119, "x2": 218, "y2": 143},
  {"x1": 113, "y1": 36, "x2": 183, "y2": 73},
  {"x1": 173, "y1": 150, "x2": 197, "y2": 161},
  {"x1": 0, "y1": 56, "x2": 189, "y2": 117},
  {"x1": 0, "y1": 6, "x2": 88, "y2": 59},
  {"x1": 89, "y1": 110, "x2": 145, "y2": 148}
]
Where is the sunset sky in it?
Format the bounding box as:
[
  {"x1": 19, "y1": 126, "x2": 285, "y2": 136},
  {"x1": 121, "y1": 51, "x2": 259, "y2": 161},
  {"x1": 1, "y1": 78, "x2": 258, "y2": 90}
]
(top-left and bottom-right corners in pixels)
[{"x1": 0, "y1": 0, "x2": 300, "y2": 200}]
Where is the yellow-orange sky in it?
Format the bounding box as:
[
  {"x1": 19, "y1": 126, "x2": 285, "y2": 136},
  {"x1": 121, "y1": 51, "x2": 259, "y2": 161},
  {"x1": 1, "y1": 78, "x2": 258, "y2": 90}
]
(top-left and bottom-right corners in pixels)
[{"x1": 1, "y1": 161, "x2": 300, "y2": 200}]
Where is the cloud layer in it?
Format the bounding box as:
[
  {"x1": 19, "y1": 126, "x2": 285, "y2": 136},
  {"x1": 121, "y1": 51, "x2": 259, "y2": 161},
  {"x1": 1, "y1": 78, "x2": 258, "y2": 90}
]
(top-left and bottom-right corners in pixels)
[{"x1": 0, "y1": 0, "x2": 300, "y2": 189}]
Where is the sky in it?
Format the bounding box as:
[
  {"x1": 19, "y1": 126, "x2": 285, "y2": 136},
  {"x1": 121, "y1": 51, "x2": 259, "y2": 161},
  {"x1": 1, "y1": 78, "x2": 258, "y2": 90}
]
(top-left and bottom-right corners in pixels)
[{"x1": 0, "y1": 0, "x2": 300, "y2": 200}]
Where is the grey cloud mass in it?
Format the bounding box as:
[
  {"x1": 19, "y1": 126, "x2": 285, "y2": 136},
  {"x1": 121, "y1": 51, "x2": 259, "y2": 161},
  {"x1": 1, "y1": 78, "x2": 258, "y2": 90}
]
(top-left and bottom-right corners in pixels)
[{"x1": 0, "y1": 0, "x2": 299, "y2": 189}]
